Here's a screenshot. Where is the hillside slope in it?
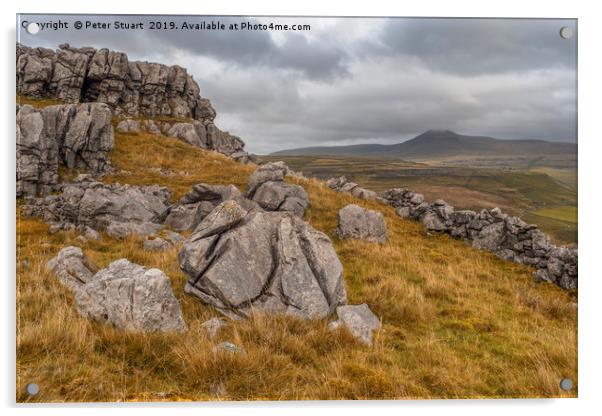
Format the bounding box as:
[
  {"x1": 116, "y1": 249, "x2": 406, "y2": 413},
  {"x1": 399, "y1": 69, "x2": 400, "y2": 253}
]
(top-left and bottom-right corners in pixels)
[
  {"x1": 271, "y1": 130, "x2": 577, "y2": 159},
  {"x1": 17, "y1": 115, "x2": 577, "y2": 401}
]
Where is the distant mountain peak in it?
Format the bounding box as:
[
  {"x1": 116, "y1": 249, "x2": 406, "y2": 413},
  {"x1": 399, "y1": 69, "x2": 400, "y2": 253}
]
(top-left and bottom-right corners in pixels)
[
  {"x1": 270, "y1": 129, "x2": 575, "y2": 158},
  {"x1": 418, "y1": 129, "x2": 459, "y2": 138}
]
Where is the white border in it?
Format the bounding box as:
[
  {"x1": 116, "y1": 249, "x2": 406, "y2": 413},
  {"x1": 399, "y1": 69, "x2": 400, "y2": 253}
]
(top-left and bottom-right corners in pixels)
[{"x1": 2, "y1": 1, "x2": 601, "y2": 415}]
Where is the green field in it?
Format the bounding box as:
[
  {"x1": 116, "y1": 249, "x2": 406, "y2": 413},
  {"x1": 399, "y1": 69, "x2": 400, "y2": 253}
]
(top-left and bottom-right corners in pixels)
[{"x1": 263, "y1": 155, "x2": 577, "y2": 246}]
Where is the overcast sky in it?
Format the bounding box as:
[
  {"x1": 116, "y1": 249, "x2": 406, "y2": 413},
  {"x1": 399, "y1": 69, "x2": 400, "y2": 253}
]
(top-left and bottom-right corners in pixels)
[{"x1": 18, "y1": 15, "x2": 577, "y2": 154}]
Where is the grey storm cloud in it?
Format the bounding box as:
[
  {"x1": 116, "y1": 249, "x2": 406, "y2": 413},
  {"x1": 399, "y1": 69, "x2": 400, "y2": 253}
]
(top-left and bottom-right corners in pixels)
[
  {"x1": 18, "y1": 14, "x2": 577, "y2": 154},
  {"x1": 377, "y1": 18, "x2": 577, "y2": 75}
]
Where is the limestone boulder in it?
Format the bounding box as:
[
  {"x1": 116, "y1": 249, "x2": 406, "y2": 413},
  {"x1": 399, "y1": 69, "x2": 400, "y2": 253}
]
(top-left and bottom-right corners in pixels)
[
  {"x1": 334, "y1": 204, "x2": 387, "y2": 243},
  {"x1": 75, "y1": 259, "x2": 187, "y2": 332},
  {"x1": 179, "y1": 200, "x2": 347, "y2": 319}
]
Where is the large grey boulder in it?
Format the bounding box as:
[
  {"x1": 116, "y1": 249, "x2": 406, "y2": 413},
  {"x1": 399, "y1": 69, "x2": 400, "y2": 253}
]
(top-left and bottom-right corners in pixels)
[
  {"x1": 164, "y1": 203, "x2": 200, "y2": 232},
  {"x1": 16, "y1": 103, "x2": 114, "y2": 197},
  {"x1": 75, "y1": 258, "x2": 187, "y2": 332},
  {"x1": 46, "y1": 246, "x2": 95, "y2": 292},
  {"x1": 22, "y1": 180, "x2": 170, "y2": 237},
  {"x1": 334, "y1": 204, "x2": 388, "y2": 243},
  {"x1": 329, "y1": 304, "x2": 381, "y2": 346},
  {"x1": 179, "y1": 200, "x2": 347, "y2": 319}
]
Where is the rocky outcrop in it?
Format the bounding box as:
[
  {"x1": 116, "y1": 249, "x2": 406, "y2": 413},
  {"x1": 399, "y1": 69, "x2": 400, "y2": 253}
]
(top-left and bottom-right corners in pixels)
[
  {"x1": 16, "y1": 103, "x2": 114, "y2": 196},
  {"x1": 22, "y1": 175, "x2": 170, "y2": 238},
  {"x1": 326, "y1": 176, "x2": 377, "y2": 200},
  {"x1": 247, "y1": 162, "x2": 310, "y2": 217},
  {"x1": 329, "y1": 304, "x2": 381, "y2": 346},
  {"x1": 379, "y1": 188, "x2": 578, "y2": 290},
  {"x1": 17, "y1": 43, "x2": 260, "y2": 164},
  {"x1": 179, "y1": 200, "x2": 347, "y2": 319},
  {"x1": 334, "y1": 204, "x2": 388, "y2": 243},
  {"x1": 17, "y1": 43, "x2": 214, "y2": 122},
  {"x1": 46, "y1": 248, "x2": 186, "y2": 332}
]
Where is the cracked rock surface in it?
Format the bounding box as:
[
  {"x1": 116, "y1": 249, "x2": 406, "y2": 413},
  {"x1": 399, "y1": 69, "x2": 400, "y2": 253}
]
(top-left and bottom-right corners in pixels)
[
  {"x1": 17, "y1": 103, "x2": 114, "y2": 196},
  {"x1": 22, "y1": 177, "x2": 170, "y2": 238},
  {"x1": 179, "y1": 200, "x2": 347, "y2": 319},
  {"x1": 334, "y1": 204, "x2": 388, "y2": 243},
  {"x1": 247, "y1": 162, "x2": 310, "y2": 217},
  {"x1": 46, "y1": 248, "x2": 186, "y2": 332}
]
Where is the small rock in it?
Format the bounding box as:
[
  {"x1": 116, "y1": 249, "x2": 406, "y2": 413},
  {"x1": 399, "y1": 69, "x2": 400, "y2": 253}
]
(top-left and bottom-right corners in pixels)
[
  {"x1": 332, "y1": 304, "x2": 381, "y2": 346},
  {"x1": 213, "y1": 341, "x2": 245, "y2": 354},
  {"x1": 143, "y1": 235, "x2": 170, "y2": 251},
  {"x1": 116, "y1": 119, "x2": 140, "y2": 134},
  {"x1": 395, "y1": 206, "x2": 410, "y2": 218},
  {"x1": 46, "y1": 246, "x2": 95, "y2": 291},
  {"x1": 334, "y1": 204, "x2": 387, "y2": 243}
]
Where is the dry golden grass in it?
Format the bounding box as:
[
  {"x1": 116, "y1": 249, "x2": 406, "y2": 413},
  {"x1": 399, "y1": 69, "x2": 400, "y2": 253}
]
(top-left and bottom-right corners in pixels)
[
  {"x1": 16, "y1": 128, "x2": 577, "y2": 402},
  {"x1": 17, "y1": 94, "x2": 65, "y2": 108}
]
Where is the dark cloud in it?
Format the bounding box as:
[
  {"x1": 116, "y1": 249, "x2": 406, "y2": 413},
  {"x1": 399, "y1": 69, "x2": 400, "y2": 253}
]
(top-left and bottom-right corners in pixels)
[
  {"x1": 377, "y1": 18, "x2": 577, "y2": 76},
  {"x1": 18, "y1": 15, "x2": 577, "y2": 154}
]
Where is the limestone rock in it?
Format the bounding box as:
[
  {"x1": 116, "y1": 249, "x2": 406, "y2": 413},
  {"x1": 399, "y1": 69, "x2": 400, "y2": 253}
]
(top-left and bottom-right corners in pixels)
[
  {"x1": 247, "y1": 163, "x2": 309, "y2": 217},
  {"x1": 116, "y1": 119, "x2": 140, "y2": 134},
  {"x1": 166, "y1": 183, "x2": 258, "y2": 232},
  {"x1": 22, "y1": 181, "x2": 170, "y2": 237},
  {"x1": 17, "y1": 103, "x2": 114, "y2": 196},
  {"x1": 75, "y1": 259, "x2": 186, "y2": 332},
  {"x1": 325, "y1": 176, "x2": 375, "y2": 200},
  {"x1": 330, "y1": 304, "x2": 381, "y2": 346},
  {"x1": 252, "y1": 181, "x2": 309, "y2": 217},
  {"x1": 17, "y1": 43, "x2": 215, "y2": 122},
  {"x1": 334, "y1": 204, "x2": 387, "y2": 243},
  {"x1": 17, "y1": 43, "x2": 254, "y2": 163},
  {"x1": 143, "y1": 236, "x2": 171, "y2": 251},
  {"x1": 379, "y1": 187, "x2": 578, "y2": 290},
  {"x1": 46, "y1": 246, "x2": 95, "y2": 292},
  {"x1": 179, "y1": 200, "x2": 347, "y2": 319},
  {"x1": 164, "y1": 203, "x2": 201, "y2": 232},
  {"x1": 247, "y1": 162, "x2": 288, "y2": 197}
]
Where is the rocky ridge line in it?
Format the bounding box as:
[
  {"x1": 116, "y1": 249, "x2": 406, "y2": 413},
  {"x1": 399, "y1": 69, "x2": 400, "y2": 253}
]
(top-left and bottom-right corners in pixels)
[
  {"x1": 17, "y1": 43, "x2": 259, "y2": 167},
  {"x1": 327, "y1": 176, "x2": 577, "y2": 290}
]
